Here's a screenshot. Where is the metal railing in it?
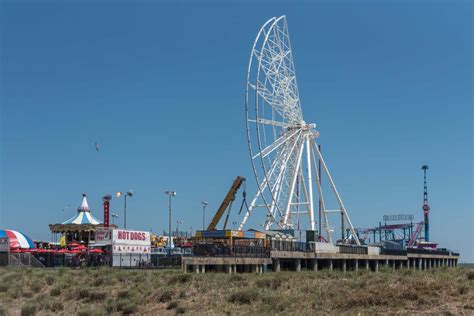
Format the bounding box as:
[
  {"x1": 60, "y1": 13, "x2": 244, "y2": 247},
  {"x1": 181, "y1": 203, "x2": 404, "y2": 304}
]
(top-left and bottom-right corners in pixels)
[
  {"x1": 338, "y1": 244, "x2": 368, "y2": 255},
  {"x1": 111, "y1": 253, "x2": 182, "y2": 268},
  {"x1": 9, "y1": 253, "x2": 45, "y2": 268},
  {"x1": 193, "y1": 244, "x2": 270, "y2": 258},
  {"x1": 294, "y1": 241, "x2": 313, "y2": 252},
  {"x1": 406, "y1": 248, "x2": 450, "y2": 256},
  {"x1": 380, "y1": 248, "x2": 407, "y2": 256}
]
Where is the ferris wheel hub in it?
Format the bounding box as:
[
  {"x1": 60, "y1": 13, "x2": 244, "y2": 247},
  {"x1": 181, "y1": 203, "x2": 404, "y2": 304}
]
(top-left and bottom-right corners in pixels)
[{"x1": 300, "y1": 122, "x2": 316, "y2": 130}]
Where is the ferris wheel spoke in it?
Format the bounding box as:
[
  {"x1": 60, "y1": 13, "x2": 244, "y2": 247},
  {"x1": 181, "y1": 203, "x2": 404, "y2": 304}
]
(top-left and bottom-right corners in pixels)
[
  {"x1": 282, "y1": 138, "x2": 306, "y2": 227},
  {"x1": 249, "y1": 118, "x2": 292, "y2": 129},
  {"x1": 264, "y1": 149, "x2": 291, "y2": 229},
  {"x1": 252, "y1": 128, "x2": 300, "y2": 160},
  {"x1": 264, "y1": 131, "x2": 303, "y2": 223},
  {"x1": 239, "y1": 144, "x2": 287, "y2": 230},
  {"x1": 255, "y1": 80, "x2": 288, "y2": 119}
]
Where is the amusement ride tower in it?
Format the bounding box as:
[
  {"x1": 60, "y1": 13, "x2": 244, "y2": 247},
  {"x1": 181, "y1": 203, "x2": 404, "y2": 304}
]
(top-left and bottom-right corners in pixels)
[{"x1": 422, "y1": 165, "x2": 430, "y2": 242}]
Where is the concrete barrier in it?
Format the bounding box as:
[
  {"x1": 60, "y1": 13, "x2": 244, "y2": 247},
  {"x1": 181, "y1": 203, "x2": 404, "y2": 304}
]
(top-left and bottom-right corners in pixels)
[
  {"x1": 313, "y1": 242, "x2": 338, "y2": 254},
  {"x1": 368, "y1": 246, "x2": 380, "y2": 255}
]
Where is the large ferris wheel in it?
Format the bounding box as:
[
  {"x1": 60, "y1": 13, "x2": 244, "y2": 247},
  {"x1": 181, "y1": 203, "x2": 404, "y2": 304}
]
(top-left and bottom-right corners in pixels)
[{"x1": 239, "y1": 16, "x2": 360, "y2": 245}]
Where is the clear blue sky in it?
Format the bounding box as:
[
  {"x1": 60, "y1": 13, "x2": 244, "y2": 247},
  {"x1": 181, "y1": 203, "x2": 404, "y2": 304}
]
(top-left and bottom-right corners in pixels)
[{"x1": 1, "y1": 1, "x2": 472, "y2": 261}]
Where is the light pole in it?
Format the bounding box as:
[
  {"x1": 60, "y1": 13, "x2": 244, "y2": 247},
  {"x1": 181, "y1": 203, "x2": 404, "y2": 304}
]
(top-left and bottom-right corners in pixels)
[
  {"x1": 165, "y1": 190, "x2": 177, "y2": 251},
  {"x1": 201, "y1": 201, "x2": 208, "y2": 230},
  {"x1": 176, "y1": 220, "x2": 184, "y2": 237},
  {"x1": 116, "y1": 190, "x2": 133, "y2": 229},
  {"x1": 111, "y1": 213, "x2": 119, "y2": 225}
]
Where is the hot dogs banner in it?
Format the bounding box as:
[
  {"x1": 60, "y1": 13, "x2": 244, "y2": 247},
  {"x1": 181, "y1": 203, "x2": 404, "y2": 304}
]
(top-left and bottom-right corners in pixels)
[{"x1": 95, "y1": 229, "x2": 151, "y2": 254}]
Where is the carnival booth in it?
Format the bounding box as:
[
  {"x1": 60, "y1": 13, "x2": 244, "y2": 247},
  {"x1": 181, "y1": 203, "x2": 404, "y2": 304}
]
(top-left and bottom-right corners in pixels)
[
  {"x1": 49, "y1": 194, "x2": 109, "y2": 246},
  {"x1": 94, "y1": 228, "x2": 151, "y2": 267}
]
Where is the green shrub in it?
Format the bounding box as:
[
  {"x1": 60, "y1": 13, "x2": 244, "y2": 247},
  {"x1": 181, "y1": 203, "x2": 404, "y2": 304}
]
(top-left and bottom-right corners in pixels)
[
  {"x1": 88, "y1": 290, "x2": 107, "y2": 301},
  {"x1": 168, "y1": 274, "x2": 191, "y2": 284},
  {"x1": 458, "y1": 285, "x2": 468, "y2": 295},
  {"x1": 117, "y1": 289, "x2": 130, "y2": 299},
  {"x1": 22, "y1": 291, "x2": 33, "y2": 298},
  {"x1": 45, "y1": 275, "x2": 55, "y2": 285},
  {"x1": 8, "y1": 287, "x2": 21, "y2": 299},
  {"x1": 20, "y1": 302, "x2": 37, "y2": 316},
  {"x1": 46, "y1": 301, "x2": 63, "y2": 312},
  {"x1": 229, "y1": 274, "x2": 244, "y2": 282},
  {"x1": 77, "y1": 308, "x2": 91, "y2": 316},
  {"x1": 255, "y1": 278, "x2": 282, "y2": 290},
  {"x1": 118, "y1": 275, "x2": 128, "y2": 282},
  {"x1": 77, "y1": 307, "x2": 107, "y2": 316},
  {"x1": 50, "y1": 287, "x2": 61, "y2": 297},
  {"x1": 167, "y1": 301, "x2": 179, "y2": 310},
  {"x1": 2, "y1": 273, "x2": 17, "y2": 283},
  {"x1": 92, "y1": 277, "x2": 104, "y2": 286},
  {"x1": 228, "y1": 290, "x2": 259, "y2": 304},
  {"x1": 117, "y1": 300, "x2": 138, "y2": 314},
  {"x1": 77, "y1": 287, "x2": 89, "y2": 299},
  {"x1": 104, "y1": 298, "x2": 116, "y2": 313},
  {"x1": 178, "y1": 290, "x2": 187, "y2": 299},
  {"x1": 29, "y1": 281, "x2": 42, "y2": 292},
  {"x1": 466, "y1": 270, "x2": 474, "y2": 280},
  {"x1": 159, "y1": 289, "x2": 174, "y2": 303}
]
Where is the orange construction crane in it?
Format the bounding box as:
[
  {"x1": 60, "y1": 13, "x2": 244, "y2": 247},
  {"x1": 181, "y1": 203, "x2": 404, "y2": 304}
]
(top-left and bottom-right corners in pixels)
[{"x1": 207, "y1": 176, "x2": 246, "y2": 230}]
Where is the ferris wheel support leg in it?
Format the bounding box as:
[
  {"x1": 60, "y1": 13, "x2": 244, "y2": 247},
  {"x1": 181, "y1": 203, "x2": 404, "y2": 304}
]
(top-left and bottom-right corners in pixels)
[
  {"x1": 283, "y1": 141, "x2": 305, "y2": 227},
  {"x1": 305, "y1": 135, "x2": 315, "y2": 231},
  {"x1": 310, "y1": 142, "x2": 332, "y2": 244},
  {"x1": 313, "y1": 142, "x2": 361, "y2": 246}
]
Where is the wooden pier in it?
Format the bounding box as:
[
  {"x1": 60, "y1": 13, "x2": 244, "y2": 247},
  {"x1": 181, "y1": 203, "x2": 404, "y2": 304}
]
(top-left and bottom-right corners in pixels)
[{"x1": 182, "y1": 250, "x2": 459, "y2": 274}]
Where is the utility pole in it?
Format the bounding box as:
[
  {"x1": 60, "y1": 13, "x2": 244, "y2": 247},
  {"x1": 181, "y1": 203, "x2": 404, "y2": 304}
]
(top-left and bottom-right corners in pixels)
[
  {"x1": 165, "y1": 190, "x2": 177, "y2": 251},
  {"x1": 422, "y1": 165, "x2": 430, "y2": 242},
  {"x1": 201, "y1": 201, "x2": 208, "y2": 230},
  {"x1": 116, "y1": 190, "x2": 133, "y2": 229},
  {"x1": 318, "y1": 144, "x2": 322, "y2": 241}
]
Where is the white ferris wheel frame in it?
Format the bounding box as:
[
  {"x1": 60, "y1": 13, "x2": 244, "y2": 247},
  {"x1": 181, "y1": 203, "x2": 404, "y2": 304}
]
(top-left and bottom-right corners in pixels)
[{"x1": 239, "y1": 15, "x2": 360, "y2": 246}]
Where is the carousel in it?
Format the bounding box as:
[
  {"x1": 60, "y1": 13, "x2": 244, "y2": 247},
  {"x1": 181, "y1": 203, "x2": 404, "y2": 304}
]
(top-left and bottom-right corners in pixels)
[{"x1": 49, "y1": 193, "x2": 112, "y2": 246}]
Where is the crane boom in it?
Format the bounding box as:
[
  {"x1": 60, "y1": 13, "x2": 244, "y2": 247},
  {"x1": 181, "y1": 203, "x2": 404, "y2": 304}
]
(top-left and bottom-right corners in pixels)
[
  {"x1": 408, "y1": 222, "x2": 424, "y2": 247},
  {"x1": 207, "y1": 176, "x2": 246, "y2": 230}
]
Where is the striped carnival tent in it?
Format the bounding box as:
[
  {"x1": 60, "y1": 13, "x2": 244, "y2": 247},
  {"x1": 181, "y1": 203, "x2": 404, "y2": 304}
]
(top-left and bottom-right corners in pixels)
[
  {"x1": 49, "y1": 193, "x2": 109, "y2": 246},
  {"x1": 62, "y1": 194, "x2": 102, "y2": 225},
  {"x1": 0, "y1": 229, "x2": 36, "y2": 250}
]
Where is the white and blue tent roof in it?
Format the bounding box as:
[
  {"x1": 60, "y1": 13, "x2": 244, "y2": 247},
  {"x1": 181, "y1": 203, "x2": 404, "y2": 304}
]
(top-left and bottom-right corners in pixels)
[{"x1": 62, "y1": 194, "x2": 102, "y2": 225}]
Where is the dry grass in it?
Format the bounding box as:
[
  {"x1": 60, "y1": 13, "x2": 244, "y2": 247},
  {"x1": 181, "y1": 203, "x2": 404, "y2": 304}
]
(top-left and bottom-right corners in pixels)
[{"x1": 0, "y1": 266, "x2": 472, "y2": 315}]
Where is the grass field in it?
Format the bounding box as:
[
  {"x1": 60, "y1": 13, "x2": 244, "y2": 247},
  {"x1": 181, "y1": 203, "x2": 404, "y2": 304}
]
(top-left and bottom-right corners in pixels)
[{"x1": 0, "y1": 266, "x2": 472, "y2": 315}]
